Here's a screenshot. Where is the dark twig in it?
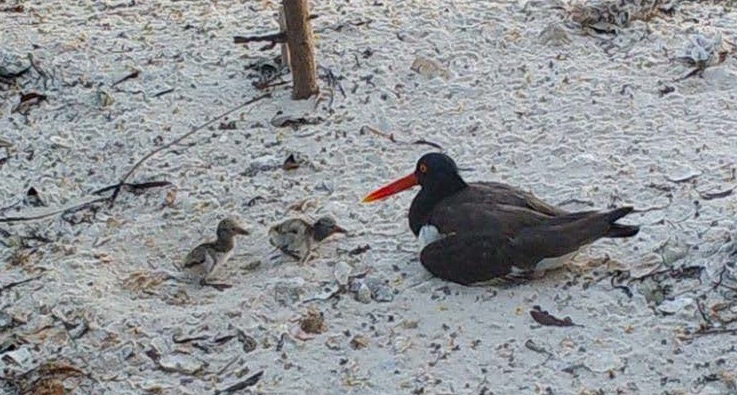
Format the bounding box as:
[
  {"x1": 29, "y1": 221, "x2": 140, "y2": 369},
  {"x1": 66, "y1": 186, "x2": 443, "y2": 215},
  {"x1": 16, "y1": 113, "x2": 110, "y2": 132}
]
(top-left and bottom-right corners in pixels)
[
  {"x1": 698, "y1": 185, "x2": 735, "y2": 201},
  {"x1": 0, "y1": 274, "x2": 43, "y2": 296},
  {"x1": 108, "y1": 92, "x2": 272, "y2": 207},
  {"x1": 91, "y1": 181, "x2": 172, "y2": 196},
  {"x1": 172, "y1": 334, "x2": 210, "y2": 344},
  {"x1": 0, "y1": 197, "x2": 109, "y2": 223},
  {"x1": 696, "y1": 299, "x2": 713, "y2": 327},
  {"x1": 254, "y1": 79, "x2": 290, "y2": 91},
  {"x1": 318, "y1": 66, "x2": 345, "y2": 98},
  {"x1": 11, "y1": 92, "x2": 47, "y2": 113},
  {"x1": 689, "y1": 327, "x2": 737, "y2": 338},
  {"x1": 631, "y1": 265, "x2": 704, "y2": 284},
  {"x1": 154, "y1": 88, "x2": 175, "y2": 97},
  {"x1": 412, "y1": 139, "x2": 444, "y2": 150},
  {"x1": 318, "y1": 19, "x2": 372, "y2": 33},
  {"x1": 234, "y1": 32, "x2": 287, "y2": 45},
  {"x1": 0, "y1": 200, "x2": 22, "y2": 216},
  {"x1": 673, "y1": 67, "x2": 704, "y2": 82},
  {"x1": 360, "y1": 125, "x2": 443, "y2": 151},
  {"x1": 111, "y1": 70, "x2": 140, "y2": 87},
  {"x1": 0, "y1": 94, "x2": 270, "y2": 223},
  {"x1": 712, "y1": 266, "x2": 737, "y2": 292},
  {"x1": 0, "y1": 64, "x2": 31, "y2": 80},
  {"x1": 530, "y1": 305, "x2": 583, "y2": 327},
  {"x1": 214, "y1": 370, "x2": 264, "y2": 395},
  {"x1": 246, "y1": 196, "x2": 265, "y2": 207},
  {"x1": 28, "y1": 53, "x2": 51, "y2": 88}
]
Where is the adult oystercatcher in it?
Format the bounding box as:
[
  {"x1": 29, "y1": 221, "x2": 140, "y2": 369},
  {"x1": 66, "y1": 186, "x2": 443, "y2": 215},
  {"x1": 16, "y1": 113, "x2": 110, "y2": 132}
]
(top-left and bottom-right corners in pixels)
[{"x1": 362, "y1": 153, "x2": 640, "y2": 285}]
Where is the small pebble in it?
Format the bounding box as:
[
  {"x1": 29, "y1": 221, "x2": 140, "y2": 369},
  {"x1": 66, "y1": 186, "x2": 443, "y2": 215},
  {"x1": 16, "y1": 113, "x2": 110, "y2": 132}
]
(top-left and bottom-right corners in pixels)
[
  {"x1": 333, "y1": 262, "x2": 353, "y2": 286},
  {"x1": 356, "y1": 283, "x2": 372, "y2": 304},
  {"x1": 0, "y1": 312, "x2": 13, "y2": 330},
  {"x1": 325, "y1": 335, "x2": 343, "y2": 350},
  {"x1": 119, "y1": 343, "x2": 134, "y2": 360},
  {"x1": 158, "y1": 354, "x2": 203, "y2": 375},
  {"x1": 364, "y1": 277, "x2": 394, "y2": 303}
]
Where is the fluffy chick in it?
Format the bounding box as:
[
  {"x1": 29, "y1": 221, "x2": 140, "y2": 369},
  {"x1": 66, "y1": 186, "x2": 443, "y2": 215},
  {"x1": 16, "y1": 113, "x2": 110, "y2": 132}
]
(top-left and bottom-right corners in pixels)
[
  {"x1": 183, "y1": 218, "x2": 249, "y2": 289},
  {"x1": 268, "y1": 216, "x2": 346, "y2": 263}
]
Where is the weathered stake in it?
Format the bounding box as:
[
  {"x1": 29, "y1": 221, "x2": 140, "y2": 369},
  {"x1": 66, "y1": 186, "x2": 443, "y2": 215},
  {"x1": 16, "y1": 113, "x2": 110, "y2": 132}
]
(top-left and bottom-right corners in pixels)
[{"x1": 282, "y1": 0, "x2": 319, "y2": 100}]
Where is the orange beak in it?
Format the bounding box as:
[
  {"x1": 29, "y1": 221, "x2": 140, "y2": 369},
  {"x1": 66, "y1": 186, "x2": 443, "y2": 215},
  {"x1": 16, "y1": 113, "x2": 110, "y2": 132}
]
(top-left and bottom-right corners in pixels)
[{"x1": 362, "y1": 173, "x2": 418, "y2": 203}]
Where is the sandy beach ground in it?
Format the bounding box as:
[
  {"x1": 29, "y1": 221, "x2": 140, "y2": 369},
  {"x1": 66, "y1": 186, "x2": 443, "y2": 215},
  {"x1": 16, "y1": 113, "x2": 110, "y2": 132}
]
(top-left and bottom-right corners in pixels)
[{"x1": 2, "y1": 0, "x2": 737, "y2": 394}]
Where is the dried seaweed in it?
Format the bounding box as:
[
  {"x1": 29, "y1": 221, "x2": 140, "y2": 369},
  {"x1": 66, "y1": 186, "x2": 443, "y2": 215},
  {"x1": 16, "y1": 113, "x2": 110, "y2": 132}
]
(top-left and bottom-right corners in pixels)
[
  {"x1": 214, "y1": 370, "x2": 264, "y2": 395},
  {"x1": 236, "y1": 329, "x2": 258, "y2": 353},
  {"x1": 2, "y1": 360, "x2": 90, "y2": 395},
  {"x1": 300, "y1": 307, "x2": 327, "y2": 334},
  {"x1": 282, "y1": 154, "x2": 300, "y2": 170},
  {"x1": 530, "y1": 305, "x2": 583, "y2": 327}
]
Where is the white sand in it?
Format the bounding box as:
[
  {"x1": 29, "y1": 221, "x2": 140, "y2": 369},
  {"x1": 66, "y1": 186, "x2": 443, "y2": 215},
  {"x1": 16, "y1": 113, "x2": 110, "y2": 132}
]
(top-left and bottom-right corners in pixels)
[{"x1": 2, "y1": 1, "x2": 737, "y2": 394}]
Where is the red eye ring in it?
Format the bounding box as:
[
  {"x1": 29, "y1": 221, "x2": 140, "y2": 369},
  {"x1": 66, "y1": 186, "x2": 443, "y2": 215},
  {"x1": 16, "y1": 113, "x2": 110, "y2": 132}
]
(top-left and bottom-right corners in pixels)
[{"x1": 419, "y1": 164, "x2": 428, "y2": 173}]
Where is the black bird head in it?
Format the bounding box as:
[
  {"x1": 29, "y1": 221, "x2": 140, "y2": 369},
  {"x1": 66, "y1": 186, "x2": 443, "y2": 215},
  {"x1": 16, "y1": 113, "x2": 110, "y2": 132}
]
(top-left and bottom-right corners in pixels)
[
  {"x1": 362, "y1": 152, "x2": 468, "y2": 203},
  {"x1": 312, "y1": 216, "x2": 347, "y2": 241}
]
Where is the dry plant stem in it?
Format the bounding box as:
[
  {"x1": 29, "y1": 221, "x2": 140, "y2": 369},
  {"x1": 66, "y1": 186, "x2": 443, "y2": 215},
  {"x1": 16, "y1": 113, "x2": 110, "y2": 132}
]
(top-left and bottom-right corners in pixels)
[
  {"x1": 283, "y1": 0, "x2": 319, "y2": 100},
  {"x1": 0, "y1": 183, "x2": 171, "y2": 223},
  {"x1": 91, "y1": 181, "x2": 172, "y2": 196},
  {"x1": 108, "y1": 92, "x2": 272, "y2": 206},
  {"x1": 0, "y1": 93, "x2": 271, "y2": 223},
  {"x1": 0, "y1": 197, "x2": 110, "y2": 223},
  {"x1": 0, "y1": 274, "x2": 44, "y2": 295}
]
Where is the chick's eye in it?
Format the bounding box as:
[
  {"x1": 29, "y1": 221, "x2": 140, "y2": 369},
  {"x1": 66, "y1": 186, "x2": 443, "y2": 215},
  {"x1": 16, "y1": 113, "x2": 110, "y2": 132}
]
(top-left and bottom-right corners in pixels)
[{"x1": 419, "y1": 164, "x2": 428, "y2": 173}]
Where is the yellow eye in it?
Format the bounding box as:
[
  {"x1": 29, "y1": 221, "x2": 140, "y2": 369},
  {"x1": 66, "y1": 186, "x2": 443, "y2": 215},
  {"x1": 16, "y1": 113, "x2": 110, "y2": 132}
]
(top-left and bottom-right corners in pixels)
[{"x1": 419, "y1": 164, "x2": 428, "y2": 173}]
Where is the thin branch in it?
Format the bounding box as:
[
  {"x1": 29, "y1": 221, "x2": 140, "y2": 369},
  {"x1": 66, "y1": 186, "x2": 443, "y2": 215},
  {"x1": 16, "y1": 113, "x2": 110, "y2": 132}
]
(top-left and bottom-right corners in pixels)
[
  {"x1": 687, "y1": 327, "x2": 737, "y2": 339},
  {"x1": 107, "y1": 92, "x2": 272, "y2": 206},
  {"x1": 233, "y1": 32, "x2": 287, "y2": 45},
  {"x1": 360, "y1": 125, "x2": 444, "y2": 151},
  {"x1": 111, "y1": 69, "x2": 140, "y2": 87},
  {"x1": 0, "y1": 197, "x2": 109, "y2": 223},
  {"x1": 0, "y1": 93, "x2": 272, "y2": 223},
  {"x1": 698, "y1": 185, "x2": 736, "y2": 200},
  {"x1": 0, "y1": 274, "x2": 44, "y2": 295},
  {"x1": 91, "y1": 181, "x2": 172, "y2": 196}
]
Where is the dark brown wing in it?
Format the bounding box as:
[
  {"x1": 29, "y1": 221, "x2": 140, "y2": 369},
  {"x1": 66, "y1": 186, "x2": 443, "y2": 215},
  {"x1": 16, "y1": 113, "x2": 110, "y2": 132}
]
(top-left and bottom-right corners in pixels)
[
  {"x1": 420, "y1": 205, "x2": 636, "y2": 284},
  {"x1": 465, "y1": 182, "x2": 639, "y2": 238},
  {"x1": 420, "y1": 232, "x2": 520, "y2": 285},
  {"x1": 184, "y1": 244, "x2": 209, "y2": 268},
  {"x1": 425, "y1": 202, "x2": 557, "y2": 240},
  {"x1": 468, "y1": 182, "x2": 568, "y2": 216}
]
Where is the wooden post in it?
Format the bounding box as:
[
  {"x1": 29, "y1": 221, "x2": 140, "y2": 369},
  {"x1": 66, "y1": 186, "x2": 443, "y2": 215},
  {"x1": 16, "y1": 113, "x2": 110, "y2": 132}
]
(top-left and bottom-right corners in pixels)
[
  {"x1": 278, "y1": 7, "x2": 290, "y2": 69},
  {"x1": 282, "y1": 0, "x2": 319, "y2": 100}
]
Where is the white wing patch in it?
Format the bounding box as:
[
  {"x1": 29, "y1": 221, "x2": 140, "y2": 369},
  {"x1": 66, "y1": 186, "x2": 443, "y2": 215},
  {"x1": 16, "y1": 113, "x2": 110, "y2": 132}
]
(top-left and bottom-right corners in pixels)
[{"x1": 418, "y1": 225, "x2": 448, "y2": 250}]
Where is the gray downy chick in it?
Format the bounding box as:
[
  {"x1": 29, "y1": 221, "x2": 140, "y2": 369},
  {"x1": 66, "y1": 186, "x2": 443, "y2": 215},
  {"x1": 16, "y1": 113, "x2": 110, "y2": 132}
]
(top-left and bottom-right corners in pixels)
[
  {"x1": 183, "y1": 218, "x2": 249, "y2": 289},
  {"x1": 268, "y1": 216, "x2": 347, "y2": 263}
]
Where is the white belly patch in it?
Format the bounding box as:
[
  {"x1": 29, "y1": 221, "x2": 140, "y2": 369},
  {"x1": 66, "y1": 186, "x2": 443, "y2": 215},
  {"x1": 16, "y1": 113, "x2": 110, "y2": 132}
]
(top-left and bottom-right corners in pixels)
[
  {"x1": 534, "y1": 251, "x2": 576, "y2": 272},
  {"x1": 418, "y1": 225, "x2": 448, "y2": 250}
]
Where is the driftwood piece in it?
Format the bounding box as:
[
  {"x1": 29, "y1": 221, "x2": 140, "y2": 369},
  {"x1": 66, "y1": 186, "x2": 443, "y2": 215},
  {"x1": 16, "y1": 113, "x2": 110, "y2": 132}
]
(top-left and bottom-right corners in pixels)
[{"x1": 283, "y1": 0, "x2": 319, "y2": 100}]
